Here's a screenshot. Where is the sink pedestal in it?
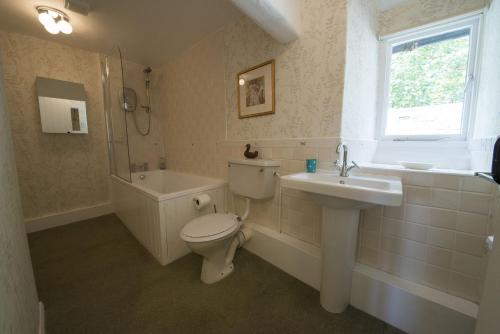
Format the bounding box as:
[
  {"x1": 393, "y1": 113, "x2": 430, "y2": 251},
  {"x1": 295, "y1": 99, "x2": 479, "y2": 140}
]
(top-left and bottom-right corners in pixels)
[
  {"x1": 320, "y1": 207, "x2": 360, "y2": 313},
  {"x1": 280, "y1": 172, "x2": 403, "y2": 313}
]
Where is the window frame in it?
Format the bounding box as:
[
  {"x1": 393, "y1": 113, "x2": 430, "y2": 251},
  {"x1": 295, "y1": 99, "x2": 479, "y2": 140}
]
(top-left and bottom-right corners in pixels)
[{"x1": 378, "y1": 14, "x2": 482, "y2": 142}]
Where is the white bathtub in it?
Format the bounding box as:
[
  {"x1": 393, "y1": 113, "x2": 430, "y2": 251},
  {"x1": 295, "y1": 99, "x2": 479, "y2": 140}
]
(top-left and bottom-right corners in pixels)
[{"x1": 111, "y1": 170, "x2": 227, "y2": 265}]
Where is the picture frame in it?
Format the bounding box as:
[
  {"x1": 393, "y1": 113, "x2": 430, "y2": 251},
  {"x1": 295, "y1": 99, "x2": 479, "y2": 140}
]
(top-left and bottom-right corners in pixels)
[{"x1": 237, "y1": 60, "x2": 275, "y2": 118}]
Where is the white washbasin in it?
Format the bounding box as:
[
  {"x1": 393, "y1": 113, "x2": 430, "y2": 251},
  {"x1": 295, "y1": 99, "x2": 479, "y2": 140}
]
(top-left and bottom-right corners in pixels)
[
  {"x1": 280, "y1": 172, "x2": 402, "y2": 208},
  {"x1": 280, "y1": 170, "x2": 403, "y2": 314}
]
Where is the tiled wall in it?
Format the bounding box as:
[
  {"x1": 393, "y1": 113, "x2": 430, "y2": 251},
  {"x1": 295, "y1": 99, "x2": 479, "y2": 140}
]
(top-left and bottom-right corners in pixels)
[
  {"x1": 221, "y1": 138, "x2": 341, "y2": 244},
  {"x1": 475, "y1": 184, "x2": 500, "y2": 333},
  {"x1": 220, "y1": 139, "x2": 494, "y2": 303},
  {"x1": 358, "y1": 169, "x2": 495, "y2": 302}
]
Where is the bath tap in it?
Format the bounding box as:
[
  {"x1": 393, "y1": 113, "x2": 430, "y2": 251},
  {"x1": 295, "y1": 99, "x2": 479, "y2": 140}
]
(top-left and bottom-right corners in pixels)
[{"x1": 335, "y1": 143, "x2": 359, "y2": 177}]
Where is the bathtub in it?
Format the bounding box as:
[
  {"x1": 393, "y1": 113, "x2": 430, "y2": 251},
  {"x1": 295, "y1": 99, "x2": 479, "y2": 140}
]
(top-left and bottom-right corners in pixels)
[{"x1": 111, "y1": 170, "x2": 227, "y2": 265}]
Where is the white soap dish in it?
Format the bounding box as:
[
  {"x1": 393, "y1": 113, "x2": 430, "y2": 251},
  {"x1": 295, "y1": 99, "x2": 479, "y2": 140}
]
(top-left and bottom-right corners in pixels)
[{"x1": 399, "y1": 161, "x2": 435, "y2": 170}]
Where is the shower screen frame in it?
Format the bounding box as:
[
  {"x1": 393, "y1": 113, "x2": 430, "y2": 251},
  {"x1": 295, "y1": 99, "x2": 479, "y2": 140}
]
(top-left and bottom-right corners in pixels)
[{"x1": 101, "y1": 46, "x2": 132, "y2": 183}]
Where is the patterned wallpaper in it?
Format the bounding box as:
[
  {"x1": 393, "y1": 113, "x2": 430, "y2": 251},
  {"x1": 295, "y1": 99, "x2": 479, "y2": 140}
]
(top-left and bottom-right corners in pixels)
[
  {"x1": 0, "y1": 59, "x2": 39, "y2": 334},
  {"x1": 223, "y1": 0, "x2": 348, "y2": 140},
  {"x1": 121, "y1": 60, "x2": 165, "y2": 170},
  {"x1": 160, "y1": 31, "x2": 226, "y2": 178},
  {"x1": 379, "y1": 0, "x2": 487, "y2": 35},
  {"x1": 0, "y1": 31, "x2": 109, "y2": 219}
]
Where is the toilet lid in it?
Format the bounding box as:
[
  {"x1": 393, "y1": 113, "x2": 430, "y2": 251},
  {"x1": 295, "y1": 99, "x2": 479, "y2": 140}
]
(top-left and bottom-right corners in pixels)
[{"x1": 181, "y1": 213, "x2": 239, "y2": 240}]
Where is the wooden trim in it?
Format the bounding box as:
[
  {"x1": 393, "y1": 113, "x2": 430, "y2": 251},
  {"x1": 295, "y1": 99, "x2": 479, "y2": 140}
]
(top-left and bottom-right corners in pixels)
[
  {"x1": 25, "y1": 202, "x2": 113, "y2": 233},
  {"x1": 237, "y1": 59, "x2": 275, "y2": 119}
]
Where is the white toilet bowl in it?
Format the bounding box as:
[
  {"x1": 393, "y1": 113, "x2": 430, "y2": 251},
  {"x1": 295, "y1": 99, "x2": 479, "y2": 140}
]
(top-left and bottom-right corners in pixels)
[
  {"x1": 181, "y1": 159, "x2": 280, "y2": 284},
  {"x1": 180, "y1": 213, "x2": 241, "y2": 284}
]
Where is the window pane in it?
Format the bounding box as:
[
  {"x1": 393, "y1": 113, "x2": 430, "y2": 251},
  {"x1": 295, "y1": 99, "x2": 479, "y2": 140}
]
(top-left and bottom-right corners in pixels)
[{"x1": 386, "y1": 29, "x2": 471, "y2": 137}]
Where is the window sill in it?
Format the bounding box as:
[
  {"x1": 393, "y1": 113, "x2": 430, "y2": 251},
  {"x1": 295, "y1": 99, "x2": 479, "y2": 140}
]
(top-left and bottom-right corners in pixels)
[
  {"x1": 371, "y1": 140, "x2": 471, "y2": 170},
  {"x1": 358, "y1": 162, "x2": 475, "y2": 177}
]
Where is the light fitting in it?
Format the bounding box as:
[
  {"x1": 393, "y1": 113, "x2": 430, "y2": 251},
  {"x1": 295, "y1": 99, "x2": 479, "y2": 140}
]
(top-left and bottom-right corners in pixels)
[{"x1": 36, "y1": 6, "x2": 73, "y2": 35}]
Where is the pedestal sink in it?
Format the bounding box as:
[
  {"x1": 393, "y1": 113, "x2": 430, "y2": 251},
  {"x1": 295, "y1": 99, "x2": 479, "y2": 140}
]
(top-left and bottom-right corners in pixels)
[{"x1": 281, "y1": 171, "x2": 403, "y2": 313}]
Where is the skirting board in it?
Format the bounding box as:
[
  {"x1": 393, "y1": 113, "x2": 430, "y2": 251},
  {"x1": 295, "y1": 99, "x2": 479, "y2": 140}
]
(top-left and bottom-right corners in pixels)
[
  {"x1": 25, "y1": 202, "x2": 113, "y2": 233},
  {"x1": 242, "y1": 222, "x2": 321, "y2": 290},
  {"x1": 351, "y1": 264, "x2": 478, "y2": 334},
  {"x1": 38, "y1": 301, "x2": 45, "y2": 334}
]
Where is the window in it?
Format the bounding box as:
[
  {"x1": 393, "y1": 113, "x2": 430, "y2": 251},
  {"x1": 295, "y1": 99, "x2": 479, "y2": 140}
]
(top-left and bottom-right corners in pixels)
[{"x1": 379, "y1": 15, "x2": 481, "y2": 140}]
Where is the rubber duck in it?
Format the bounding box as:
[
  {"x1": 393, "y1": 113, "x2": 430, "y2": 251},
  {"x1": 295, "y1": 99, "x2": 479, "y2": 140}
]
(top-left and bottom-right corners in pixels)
[{"x1": 244, "y1": 144, "x2": 259, "y2": 159}]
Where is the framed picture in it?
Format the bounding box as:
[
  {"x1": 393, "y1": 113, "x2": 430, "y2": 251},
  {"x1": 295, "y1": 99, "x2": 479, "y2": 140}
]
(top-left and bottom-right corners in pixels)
[{"x1": 237, "y1": 60, "x2": 275, "y2": 118}]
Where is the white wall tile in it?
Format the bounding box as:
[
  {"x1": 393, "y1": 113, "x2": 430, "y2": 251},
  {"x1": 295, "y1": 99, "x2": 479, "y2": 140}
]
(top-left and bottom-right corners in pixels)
[
  {"x1": 456, "y1": 212, "x2": 488, "y2": 235},
  {"x1": 449, "y1": 272, "x2": 481, "y2": 302},
  {"x1": 381, "y1": 235, "x2": 400, "y2": 254},
  {"x1": 426, "y1": 246, "x2": 452, "y2": 268},
  {"x1": 455, "y1": 233, "x2": 485, "y2": 256},
  {"x1": 400, "y1": 257, "x2": 426, "y2": 283},
  {"x1": 460, "y1": 192, "x2": 492, "y2": 214},
  {"x1": 432, "y1": 189, "x2": 459, "y2": 210},
  {"x1": 273, "y1": 147, "x2": 293, "y2": 160},
  {"x1": 383, "y1": 205, "x2": 404, "y2": 219},
  {"x1": 406, "y1": 186, "x2": 433, "y2": 206},
  {"x1": 361, "y1": 230, "x2": 379, "y2": 249},
  {"x1": 461, "y1": 176, "x2": 495, "y2": 194},
  {"x1": 317, "y1": 148, "x2": 335, "y2": 162},
  {"x1": 451, "y1": 252, "x2": 485, "y2": 278},
  {"x1": 358, "y1": 247, "x2": 379, "y2": 267},
  {"x1": 427, "y1": 228, "x2": 455, "y2": 249},
  {"x1": 401, "y1": 222, "x2": 427, "y2": 243},
  {"x1": 427, "y1": 208, "x2": 457, "y2": 230},
  {"x1": 423, "y1": 264, "x2": 450, "y2": 291},
  {"x1": 433, "y1": 175, "x2": 461, "y2": 190},
  {"x1": 379, "y1": 251, "x2": 401, "y2": 275},
  {"x1": 400, "y1": 238, "x2": 428, "y2": 261},
  {"x1": 405, "y1": 204, "x2": 431, "y2": 225},
  {"x1": 406, "y1": 173, "x2": 434, "y2": 187},
  {"x1": 381, "y1": 218, "x2": 403, "y2": 237}
]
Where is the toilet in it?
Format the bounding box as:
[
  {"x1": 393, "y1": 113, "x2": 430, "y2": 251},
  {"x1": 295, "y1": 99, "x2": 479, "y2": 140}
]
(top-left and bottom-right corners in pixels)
[{"x1": 180, "y1": 159, "x2": 280, "y2": 284}]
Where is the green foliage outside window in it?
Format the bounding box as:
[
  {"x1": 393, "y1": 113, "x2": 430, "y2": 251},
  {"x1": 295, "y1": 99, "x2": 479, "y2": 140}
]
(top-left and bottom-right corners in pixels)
[{"x1": 390, "y1": 36, "x2": 470, "y2": 109}]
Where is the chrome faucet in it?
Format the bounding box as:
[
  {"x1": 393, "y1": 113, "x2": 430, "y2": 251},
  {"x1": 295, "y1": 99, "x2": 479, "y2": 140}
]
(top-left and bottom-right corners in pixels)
[{"x1": 335, "y1": 143, "x2": 359, "y2": 177}]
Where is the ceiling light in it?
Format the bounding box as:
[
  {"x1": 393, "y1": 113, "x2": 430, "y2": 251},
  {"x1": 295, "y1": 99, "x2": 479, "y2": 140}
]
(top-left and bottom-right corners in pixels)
[
  {"x1": 57, "y1": 17, "x2": 73, "y2": 34},
  {"x1": 44, "y1": 19, "x2": 60, "y2": 35},
  {"x1": 38, "y1": 11, "x2": 53, "y2": 26},
  {"x1": 36, "y1": 6, "x2": 73, "y2": 35}
]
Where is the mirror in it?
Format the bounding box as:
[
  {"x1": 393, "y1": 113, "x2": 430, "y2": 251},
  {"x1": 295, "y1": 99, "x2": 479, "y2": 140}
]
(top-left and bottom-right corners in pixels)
[{"x1": 36, "y1": 76, "x2": 88, "y2": 134}]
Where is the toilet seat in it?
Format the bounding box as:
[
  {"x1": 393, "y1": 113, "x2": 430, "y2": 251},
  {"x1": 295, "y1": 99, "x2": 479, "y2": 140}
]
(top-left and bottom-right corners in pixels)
[{"x1": 181, "y1": 213, "x2": 240, "y2": 243}]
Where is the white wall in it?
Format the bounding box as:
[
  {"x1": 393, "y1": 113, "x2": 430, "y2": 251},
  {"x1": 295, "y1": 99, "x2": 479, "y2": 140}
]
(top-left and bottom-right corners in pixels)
[
  {"x1": 473, "y1": 0, "x2": 500, "y2": 139},
  {"x1": 0, "y1": 60, "x2": 39, "y2": 333},
  {"x1": 341, "y1": 0, "x2": 379, "y2": 142}
]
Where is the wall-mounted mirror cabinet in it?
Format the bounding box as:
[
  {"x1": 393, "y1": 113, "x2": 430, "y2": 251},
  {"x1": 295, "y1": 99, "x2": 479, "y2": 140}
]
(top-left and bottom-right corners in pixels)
[{"x1": 36, "y1": 77, "x2": 88, "y2": 134}]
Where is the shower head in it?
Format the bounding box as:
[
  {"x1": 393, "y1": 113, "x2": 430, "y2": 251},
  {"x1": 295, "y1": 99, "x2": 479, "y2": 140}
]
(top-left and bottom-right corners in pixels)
[{"x1": 144, "y1": 67, "x2": 152, "y2": 74}]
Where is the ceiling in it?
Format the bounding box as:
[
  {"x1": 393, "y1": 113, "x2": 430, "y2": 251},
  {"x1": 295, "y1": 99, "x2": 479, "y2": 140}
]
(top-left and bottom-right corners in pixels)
[
  {"x1": 0, "y1": 0, "x2": 241, "y2": 67},
  {"x1": 0, "y1": 0, "x2": 412, "y2": 67}
]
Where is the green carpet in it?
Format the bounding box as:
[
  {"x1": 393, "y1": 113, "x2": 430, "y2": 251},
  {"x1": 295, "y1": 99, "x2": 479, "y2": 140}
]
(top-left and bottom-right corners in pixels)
[{"x1": 28, "y1": 214, "x2": 404, "y2": 334}]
